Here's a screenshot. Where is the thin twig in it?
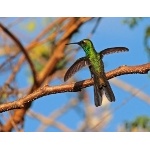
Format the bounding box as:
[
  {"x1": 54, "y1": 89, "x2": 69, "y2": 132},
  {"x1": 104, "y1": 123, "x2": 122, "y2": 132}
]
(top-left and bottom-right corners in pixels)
[
  {"x1": 0, "y1": 17, "x2": 93, "y2": 132},
  {"x1": 0, "y1": 23, "x2": 38, "y2": 86},
  {"x1": 26, "y1": 17, "x2": 67, "y2": 50},
  {"x1": 28, "y1": 109, "x2": 73, "y2": 132},
  {"x1": 90, "y1": 84, "x2": 148, "y2": 131},
  {"x1": 88, "y1": 17, "x2": 102, "y2": 39},
  {"x1": 36, "y1": 98, "x2": 78, "y2": 131},
  {"x1": 7, "y1": 18, "x2": 26, "y2": 28},
  {"x1": 38, "y1": 17, "x2": 93, "y2": 83},
  {"x1": 0, "y1": 54, "x2": 17, "y2": 70},
  {"x1": 111, "y1": 78, "x2": 150, "y2": 103}
]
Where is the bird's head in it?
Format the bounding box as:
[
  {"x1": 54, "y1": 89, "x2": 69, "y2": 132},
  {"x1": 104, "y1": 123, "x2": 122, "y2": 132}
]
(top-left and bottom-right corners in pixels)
[{"x1": 66, "y1": 39, "x2": 94, "y2": 54}]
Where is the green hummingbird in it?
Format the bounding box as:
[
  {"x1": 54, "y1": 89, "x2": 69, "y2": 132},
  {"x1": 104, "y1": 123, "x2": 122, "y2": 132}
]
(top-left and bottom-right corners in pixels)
[{"x1": 64, "y1": 39, "x2": 129, "y2": 107}]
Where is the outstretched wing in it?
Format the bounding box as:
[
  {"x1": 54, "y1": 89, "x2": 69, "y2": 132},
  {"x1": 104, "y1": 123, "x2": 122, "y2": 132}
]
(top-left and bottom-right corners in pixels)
[
  {"x1": 99, "y1": 47, "x2": 129, "y2": 58},
  {"x1": 64, "y1": 57, "x2": 90, "y2": 82}
]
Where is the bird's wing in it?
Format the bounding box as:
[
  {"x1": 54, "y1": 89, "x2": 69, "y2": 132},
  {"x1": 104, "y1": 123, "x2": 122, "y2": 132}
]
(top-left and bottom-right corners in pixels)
[
  {"x1": 99, "y1": 47, "x2": 129, "y2": 58},
  {"x1": 64, "y1": 57, "x2": 90, "y2": 82}
]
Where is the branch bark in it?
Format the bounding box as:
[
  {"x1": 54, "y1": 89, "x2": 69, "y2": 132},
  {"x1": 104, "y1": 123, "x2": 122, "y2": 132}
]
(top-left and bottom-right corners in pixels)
[
  {"x1": 0, "y1": 17, "x2": 93, "y2": 132},
  {"x1": 0, "y1": 63, "x2": 150, "y2": 114}
]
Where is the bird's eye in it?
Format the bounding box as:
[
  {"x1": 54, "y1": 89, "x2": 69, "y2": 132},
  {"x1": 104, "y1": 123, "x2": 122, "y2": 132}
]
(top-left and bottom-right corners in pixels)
[{"x1": 81, "y1": 40, "x2": 86, "y2": 45}]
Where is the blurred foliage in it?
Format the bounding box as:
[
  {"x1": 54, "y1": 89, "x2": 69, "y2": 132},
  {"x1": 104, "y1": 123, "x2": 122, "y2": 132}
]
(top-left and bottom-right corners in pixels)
[
  {"x1": 123, "y1": 18, "x2": 150, "y2": 132},
  {"x1": 123, "y1": 17, "x2": 143, "y2": 28},
  {"x1": 55, "y1": 57, "x2": 68, "y2": 70},
  {"x1": 145, "y1": 26, "x2": 150, "y2": 38},
  {"x1": 144, "y1": 27, "x2": 150, "y2": 62},
  {"x1": 118, "y1": 17, "x2": 150, "y2": 131},
  {"x1": 26, "y1": 22, "x2": 36, "y2": 31},
  {"x1": 20, "y1": 20, "x2": 36, "y2": 32},
  {"x1": 19, "y1": 18, "x2": 66, "y2": 75},
  {"x1": 30, "y1": 43, "x2": 51, "y2": 72},
  {"x1": 121, "y1": 116, "x2": 150, "y2": 132},
  {"x1": 0, "y1": 93, "x2": 7, "y2": 104},
  {"x1": 30, "y1": 43, "x2": 68, "y2": 72},
  {"x1": 123, "y1": 17, "x2": 150, "y2": 61}
]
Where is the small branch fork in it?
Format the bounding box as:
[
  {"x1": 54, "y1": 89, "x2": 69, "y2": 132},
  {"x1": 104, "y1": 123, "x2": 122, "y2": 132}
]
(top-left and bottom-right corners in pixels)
[{"x1": 0, "y1": 63, "x2": 150, "y2": 113}]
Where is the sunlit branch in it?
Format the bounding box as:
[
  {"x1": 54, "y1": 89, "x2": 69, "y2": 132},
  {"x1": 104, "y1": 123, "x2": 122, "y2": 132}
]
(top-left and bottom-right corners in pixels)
[{"x1": 0, "y1": 63, "x2": 150, "y2": 113}]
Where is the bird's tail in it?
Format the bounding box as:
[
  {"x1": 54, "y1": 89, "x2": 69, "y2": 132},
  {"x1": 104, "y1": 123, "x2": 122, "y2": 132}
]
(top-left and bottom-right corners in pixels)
[
  {"x1": 93, "y1": 74, "x2": 115, "y2": 107},
  {"x1": 93, "y1": 75, "x2": 103, "y2": 107},
  {"x1": 102, "y1": 75, "x2": 115, "y2": 103}
]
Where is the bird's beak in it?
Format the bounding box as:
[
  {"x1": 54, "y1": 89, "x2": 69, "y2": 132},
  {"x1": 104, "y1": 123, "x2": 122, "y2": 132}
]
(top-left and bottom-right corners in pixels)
[{"x1": 65, "y1": 42, "x2": 79, "y2": 45}]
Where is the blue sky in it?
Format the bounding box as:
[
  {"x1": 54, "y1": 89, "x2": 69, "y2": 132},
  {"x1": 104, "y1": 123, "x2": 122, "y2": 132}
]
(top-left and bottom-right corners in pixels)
[
  {"x1": 73, "y1": 17, "x2": 150, "y2": 131},
  {"x1": 1, "y1": 17, "x2": 150, "y2": 131}
]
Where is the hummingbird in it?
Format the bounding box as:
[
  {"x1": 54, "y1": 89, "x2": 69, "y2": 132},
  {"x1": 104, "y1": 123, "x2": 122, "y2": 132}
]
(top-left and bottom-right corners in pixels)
[{"x1": 64, "y1": 39, "x2": 129, "y2": 107}]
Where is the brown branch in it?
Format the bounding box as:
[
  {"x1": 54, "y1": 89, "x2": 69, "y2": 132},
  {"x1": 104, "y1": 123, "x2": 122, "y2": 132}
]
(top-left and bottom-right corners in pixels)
[
  {"x1": 0, "y1": 23, "x2": 38, "y2": 86},
  {"x1": 0, "y1": 63, "x2": 150, "y2": 115},
  {"x1": 38, "y1": 17, "x2": 93, "y2": 83},
  {"x1": 27, "y1": 110, "x2": 73, "y2": 132},
  {"x1": 26, "y1": 17, "x2": 67, "y2": 50},
  {"x1": 0, "y1": 17, "x2": 94, "y2": 132},
  {"x1": 36, "y1": 98, "x2": 79, "y2": 131},
  {"x1": 111, "y1": 78, "x2": 150, "y2": 103}
]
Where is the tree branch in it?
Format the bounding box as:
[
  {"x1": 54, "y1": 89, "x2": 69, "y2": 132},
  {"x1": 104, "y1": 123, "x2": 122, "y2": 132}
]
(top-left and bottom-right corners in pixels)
[
  {"x1": 38, "y1": 17, "x2": 93, "y2": 83},
  {"x1": 0, "y1": 18, "x2": 94, "y2": 132},
  {"x1": 0, "y1": 23, "x2": 38, "y2": 86},
  {"x1": 26, "y1": 17, "x2": 67, "y2": 50},
  {"x1": 0, "y1": 63, "x2": 150, "y2": 114}
]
